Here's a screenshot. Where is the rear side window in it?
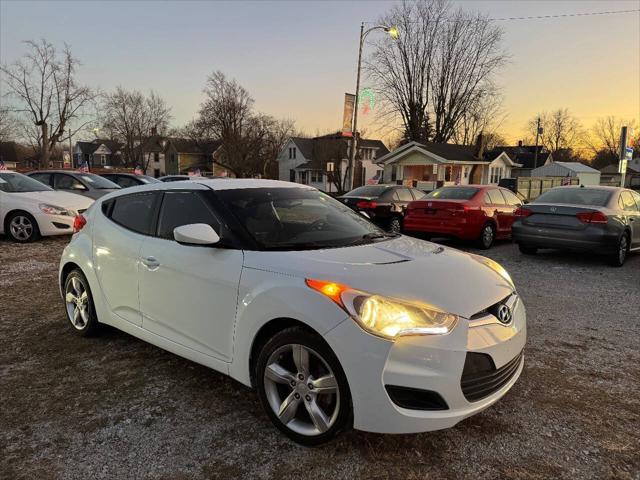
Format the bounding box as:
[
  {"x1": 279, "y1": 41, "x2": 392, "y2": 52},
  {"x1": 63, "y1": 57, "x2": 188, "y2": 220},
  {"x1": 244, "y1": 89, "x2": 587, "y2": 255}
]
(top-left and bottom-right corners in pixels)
[
  {"x1": 501, "y1": 189, "x2": 522, "y2": 206},
  {"x1": 486, "y1": 189, "x2": 506, "y2": 205},
  {"x1": 29, "y1": 172, "x2": 51, "y2": 185},
  {"x1": 157, "y1": 192, "x2": 221, "y2": 240},
  {"x1": 110, "y1": 192, "x2": 159, "y2": 235},
  {"x1": 115, "y1": 176, "x2": 139, "y2": 188},
  {"x1": 55, "y1": 174, "x2": 85, "y2": 190},
  {"x1": 393, "y1": 188, "x2": 413, "y2": 202},
  {"x1": 410, "y1": 188, "x2": 426, "y2": 200},
  {"x1": 632, "y1": 191, "x2": 640, "y2": 210},
  {"x1": 619, "y1": 191, "x2": 639, "y2": 212}
]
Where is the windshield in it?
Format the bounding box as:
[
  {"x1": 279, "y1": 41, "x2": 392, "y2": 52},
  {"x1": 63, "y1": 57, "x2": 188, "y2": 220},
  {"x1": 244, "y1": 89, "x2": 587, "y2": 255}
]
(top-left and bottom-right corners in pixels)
[
  {"x1": 426, "y1": 187, "x2": 479, "y2": 200},
  {"x1": 77, "y1": 174, "x2": 120, "y2": 189},
  {"x1": 344, "y1": 185, "x2": 389, "y2": 198},
  {"x1": 0, "y1": 172, "x2": 53, "y2": 193},
  {"x1": 534, "y1": 188, "x2": 612, "y2": 206},
  {"x1": 217, "y1": 187, "x2": 391, "y2": 250}
]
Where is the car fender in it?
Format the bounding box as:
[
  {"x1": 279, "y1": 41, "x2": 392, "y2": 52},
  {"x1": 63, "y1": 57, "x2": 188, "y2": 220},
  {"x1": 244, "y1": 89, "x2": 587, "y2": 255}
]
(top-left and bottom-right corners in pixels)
[{"x1": 228, "y1": 266, "x2": 349, "y2": 387}]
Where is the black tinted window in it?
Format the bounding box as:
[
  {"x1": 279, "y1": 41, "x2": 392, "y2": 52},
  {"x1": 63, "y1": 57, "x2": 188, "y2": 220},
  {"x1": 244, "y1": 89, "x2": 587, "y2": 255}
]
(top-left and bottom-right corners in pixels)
[
  {"x1": 55, "y1": 174, "x2": 85, "y2": 190},
  {"x1": 427, "y1": 187, "x2": 479, "y2": 200},
  {"x1": 110, "y1": 192, "x2": 158, "y2": 235},
  {"x1": 346, "y1": 185, "x2": 389, "y2": 197},
  {"x1": 115, "y1": 176, "x2": 139, "y2": 188},
  {"x1": 29, "y1": 173, "x2": 51, "y2": 185},
  {"x1": 487, "y1": 189, "x2": 506, "y2": 205},
  {"x1": 534, "y1": 188, "x2": 612, "y2": 206},
  {"x1": 157, "y1": 192, "x2": 220, "y2": 240}
]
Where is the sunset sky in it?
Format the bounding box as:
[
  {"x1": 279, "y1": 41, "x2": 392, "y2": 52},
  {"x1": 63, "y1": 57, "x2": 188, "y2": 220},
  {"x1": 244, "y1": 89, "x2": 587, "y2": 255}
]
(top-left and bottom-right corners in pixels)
[{"x1": 1, "y1": 0, "x2": 639, "y2": 146}]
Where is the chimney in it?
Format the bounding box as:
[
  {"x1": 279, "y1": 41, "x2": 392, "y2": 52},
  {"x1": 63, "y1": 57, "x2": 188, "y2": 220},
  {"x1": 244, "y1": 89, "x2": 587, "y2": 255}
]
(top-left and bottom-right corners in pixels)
[
  {"x1": 151, "y1": 126, "x2": 157, "y2": 136},
  {"x1": 474, "y1": 132, "x2": 485, "y2": 160},
  {"x1": 518, "y1": 140, "x2": 523, "y2": 147}
]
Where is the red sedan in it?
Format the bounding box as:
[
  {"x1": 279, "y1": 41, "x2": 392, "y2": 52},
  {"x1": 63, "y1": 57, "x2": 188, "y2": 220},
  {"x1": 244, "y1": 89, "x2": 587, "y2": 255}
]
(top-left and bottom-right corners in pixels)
[{"x1": 403, "y1": 185, "x2": 524, "y2": 249}]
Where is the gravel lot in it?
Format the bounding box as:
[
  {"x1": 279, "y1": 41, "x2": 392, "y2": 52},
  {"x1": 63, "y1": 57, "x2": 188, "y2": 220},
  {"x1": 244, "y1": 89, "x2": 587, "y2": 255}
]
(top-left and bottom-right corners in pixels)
[{"x1": 1, "y1": 235, "x2": 639, "y2": 480}]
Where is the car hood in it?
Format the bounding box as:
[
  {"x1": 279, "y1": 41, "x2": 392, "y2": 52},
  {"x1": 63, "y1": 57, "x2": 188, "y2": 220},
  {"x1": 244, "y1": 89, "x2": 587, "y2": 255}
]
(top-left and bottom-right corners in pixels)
[
  {"x1": 243, "y1": 236, "x2": 515, "y2": 319},
  {"x1": 11, "y1": 190, "x2": 94, "y2": 211}
]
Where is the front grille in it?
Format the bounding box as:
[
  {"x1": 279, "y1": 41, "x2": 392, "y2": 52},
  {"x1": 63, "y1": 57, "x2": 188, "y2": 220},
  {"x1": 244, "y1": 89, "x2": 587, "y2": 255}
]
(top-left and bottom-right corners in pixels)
[{"x1": 461, "y1": 350, "x2": 523, "y2": 402}]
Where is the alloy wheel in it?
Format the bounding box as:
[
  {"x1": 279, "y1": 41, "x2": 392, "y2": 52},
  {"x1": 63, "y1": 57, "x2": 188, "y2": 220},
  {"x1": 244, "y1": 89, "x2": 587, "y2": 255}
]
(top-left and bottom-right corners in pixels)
[
  {"x1": 482, "y1": 224, "x2": 494, "y2": 248},
  {"x1": 9, "y1": 215, "x2": 34, "y2": 241},
  {"x1": 65, "y1": 276, "x2": 90, "y2": 330},
  {"x1": 619, "y1": 235, "x2": 628, "y2": 265},
  {"x1": 263, "y1": 344, "x2": 340, "y2": 436},
  {"x1": 389, "y1": 218, "x2": 401, "y2": 234}
]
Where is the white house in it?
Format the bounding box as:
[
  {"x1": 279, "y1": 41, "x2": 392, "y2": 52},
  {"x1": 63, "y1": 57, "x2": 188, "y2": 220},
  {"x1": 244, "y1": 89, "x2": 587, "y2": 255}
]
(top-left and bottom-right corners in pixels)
[
  {"x1": 374, "y1": 139, "x2": 521, "y2": 190},
  {"x1": 277, "y1": 134, "x2": 389, "y2": 192},
  {"x1": 531, "y1": 161, "x2": 601, "y2": 185}
]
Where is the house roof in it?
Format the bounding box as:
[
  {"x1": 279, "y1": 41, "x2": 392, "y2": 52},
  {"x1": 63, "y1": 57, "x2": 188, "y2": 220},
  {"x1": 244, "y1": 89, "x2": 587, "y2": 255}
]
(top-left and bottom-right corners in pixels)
[
  {"x1": 376, "y1": 140, "x2": 484, "y2": 165},
  {"x1": 76, "y1": 141, "x2": 101, "y2": 155},
  {"x1": 288, "y1": 134, "x2": 389, "y2": 163},
  {"x1": 553, "y1": 161, "x2": 600, "y2": 173},
  {"x1": 290, "y1": 137, "x2": 315, "y2": 159},
  {"x1": 486, "y1": 145, "x2": 550, "y2": 169},
  {"x1": 95, "y1": 139, "x2": 123, "y2": 153}
]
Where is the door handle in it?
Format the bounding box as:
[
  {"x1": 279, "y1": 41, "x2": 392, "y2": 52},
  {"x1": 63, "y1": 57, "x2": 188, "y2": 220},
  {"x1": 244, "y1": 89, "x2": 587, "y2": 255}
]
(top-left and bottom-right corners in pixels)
[{"x1": 141, "y1": 256, "x2": 160, "y2": 268}]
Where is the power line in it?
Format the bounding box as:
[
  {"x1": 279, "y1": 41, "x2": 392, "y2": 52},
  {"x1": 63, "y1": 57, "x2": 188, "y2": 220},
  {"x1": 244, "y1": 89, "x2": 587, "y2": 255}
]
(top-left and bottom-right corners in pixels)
[{"x1": 488, "y1": 8, "x2": 640, "y2": 22}]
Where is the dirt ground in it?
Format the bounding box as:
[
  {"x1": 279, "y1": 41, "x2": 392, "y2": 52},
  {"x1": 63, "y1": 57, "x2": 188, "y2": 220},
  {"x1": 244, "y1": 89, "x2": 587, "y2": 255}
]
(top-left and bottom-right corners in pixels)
[{"x1": 1, "y1": 235, "x2": 639, "y2": 480}]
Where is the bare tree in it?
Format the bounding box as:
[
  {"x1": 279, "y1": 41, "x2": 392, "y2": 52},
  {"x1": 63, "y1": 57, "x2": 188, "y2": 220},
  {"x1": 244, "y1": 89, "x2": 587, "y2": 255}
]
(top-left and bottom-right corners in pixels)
[
  {"x1": 367, "y1": 0, "x2": 507, "y2": 144},
  {"x1": 1, "y1": 39, "x2": 97, "y2": 168},
  {"x1": 101, "y1": 87, "x2": 171, "y2": 167},
  {"x1": 0, "y1": 107, "x2": 19, "y2": 143},
  {"x1": 525, "y1": 109, "x2": 583, "y2": 153},
  {"x1": 586, "y1": 116, "x2": 638, "y2": 169},
  {"x1": 452, "y1": 91, "x2": 505, "y2": 146}
]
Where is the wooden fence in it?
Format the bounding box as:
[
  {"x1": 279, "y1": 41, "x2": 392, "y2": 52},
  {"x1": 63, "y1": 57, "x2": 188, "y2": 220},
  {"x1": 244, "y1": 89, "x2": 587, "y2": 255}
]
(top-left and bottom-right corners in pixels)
[{"x1": 516, "y1": 177, "x2": 580, "y2": 201}]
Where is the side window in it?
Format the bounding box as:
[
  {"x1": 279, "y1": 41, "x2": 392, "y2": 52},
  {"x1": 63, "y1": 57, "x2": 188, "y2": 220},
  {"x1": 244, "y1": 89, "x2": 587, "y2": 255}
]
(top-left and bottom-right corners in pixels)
[
  {"x1": 411, "y1": 188, "x2": 426, "y2": 200},
  {"x1": 620, "y1": 191, "x2": 639, "y2": 212},
  {"x1": 487, "y1": 189, "x2": 506, "y2": 205},
  {"x1": 29, "y1": 173, "x2": 51, "y2": 185},
  {"x1": 394, "y1": 188, "x2": 413, "y2": 202},
  {"x1": 110, "y1": 192, "x2": 159, "y2": 235},
  {"x1": 55, "y1": 174, "x2": 85, "y2": 190},
  {"x1": 117, "y1": 176, "x2": 138, "y2": 188},
  {"x1": 632, "y1": 191, "x2": 640, "y2": 211},
  {"x1": 157, "y1": 192, "x2": 221, "y2": 240},
  {"x1": 501, "y1": 189, "x2": 522, "y2": 206}
]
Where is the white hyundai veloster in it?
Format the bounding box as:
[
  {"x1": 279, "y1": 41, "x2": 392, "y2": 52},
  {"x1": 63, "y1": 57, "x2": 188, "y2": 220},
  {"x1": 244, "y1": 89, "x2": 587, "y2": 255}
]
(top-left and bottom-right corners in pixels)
[{"x1": 59, "y1": 179, "x2": 526, "y2": 445}]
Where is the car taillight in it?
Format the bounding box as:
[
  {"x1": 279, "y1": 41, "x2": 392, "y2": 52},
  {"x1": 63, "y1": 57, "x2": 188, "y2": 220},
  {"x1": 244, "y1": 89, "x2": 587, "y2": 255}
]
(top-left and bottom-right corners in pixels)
[
  {"x1": 576, "y1": 211, "x2": 608, "y2": 224},
  {"x1": 356, "y1": 201, "x2": 377, "y2": 210},
  {"x1": 73, "y1": 214, "x2": 87, "y2": 233},
  {"x1": 514, "y1": 207, "x2": 533, "y2": 217}
]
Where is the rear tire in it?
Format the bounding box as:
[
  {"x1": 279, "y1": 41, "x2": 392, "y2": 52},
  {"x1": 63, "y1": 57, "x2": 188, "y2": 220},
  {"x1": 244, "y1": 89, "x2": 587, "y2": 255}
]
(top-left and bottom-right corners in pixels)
[
  {"x1": 518, "y1": 244, "x2": 538, "y2": 255},
  {"x1": 477, "y1": 223, "x2": 495, "y2": 249},
  {"x1": 255, "y1": 327, "x2": 352, "y2": 446},
  {"x1": 609, "y1": 233, "x2": 629, "y2": 267},
  {"x1": 388, "y1": 216, "x2": 402, "y2": 234}
]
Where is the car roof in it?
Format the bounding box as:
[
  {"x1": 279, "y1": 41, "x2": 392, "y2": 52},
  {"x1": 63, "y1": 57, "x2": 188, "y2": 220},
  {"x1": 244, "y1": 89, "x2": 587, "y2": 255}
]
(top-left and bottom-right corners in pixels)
[
  {"x1": 27, "y1": 170, "x2": 90, "y2": 175},
  {"x1": 96, "y1": 178, "x2": 313, "y2": 202},
  {"x1": 551, "y1": 185, "x2": 621, "y2": 191}
]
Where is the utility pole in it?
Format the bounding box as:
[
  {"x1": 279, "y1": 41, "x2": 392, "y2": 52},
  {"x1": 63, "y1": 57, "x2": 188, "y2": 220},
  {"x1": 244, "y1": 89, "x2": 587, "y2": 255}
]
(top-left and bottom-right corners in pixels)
[
  {"x1": 346, "y1": 22, "x2": 365, "y2": 193},
  {"x1": 533, "y1": 117, "x2": 541, "y2": 169}
]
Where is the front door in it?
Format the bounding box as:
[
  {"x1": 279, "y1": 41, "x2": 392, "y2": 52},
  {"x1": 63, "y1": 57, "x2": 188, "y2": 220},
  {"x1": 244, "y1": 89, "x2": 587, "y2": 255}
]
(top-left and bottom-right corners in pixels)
[{"x1": 138, "y1": 190, "x2": 243, "y2": 362}]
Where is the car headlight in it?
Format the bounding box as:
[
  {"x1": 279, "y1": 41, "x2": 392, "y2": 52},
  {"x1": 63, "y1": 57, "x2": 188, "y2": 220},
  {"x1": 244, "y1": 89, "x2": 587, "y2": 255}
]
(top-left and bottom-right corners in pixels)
[
  {"x1": 39, "y1": 203, "x2": 73, "y2": 216},
  {"x1": 306, "y1": 279, "x2": 457, "y2": 340}
]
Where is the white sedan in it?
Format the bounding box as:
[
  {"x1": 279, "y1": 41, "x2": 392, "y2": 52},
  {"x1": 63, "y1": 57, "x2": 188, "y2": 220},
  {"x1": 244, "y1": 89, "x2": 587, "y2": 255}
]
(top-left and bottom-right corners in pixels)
[
  {"x1": 1, "y1": 171, "x2": 94, "y2": 242},
  {"x1": 59, "y1": 179, "x2": 526, "y2": 445}
]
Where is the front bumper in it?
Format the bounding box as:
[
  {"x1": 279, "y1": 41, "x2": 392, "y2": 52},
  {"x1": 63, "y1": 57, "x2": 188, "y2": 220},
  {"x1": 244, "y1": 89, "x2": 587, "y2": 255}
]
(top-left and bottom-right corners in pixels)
[
  {"x1": 323, "y1": 296, "x2": 526, "y2": 434},
  {"x1": 34, "y1": 212, "x2": 76, "y2": 236}
]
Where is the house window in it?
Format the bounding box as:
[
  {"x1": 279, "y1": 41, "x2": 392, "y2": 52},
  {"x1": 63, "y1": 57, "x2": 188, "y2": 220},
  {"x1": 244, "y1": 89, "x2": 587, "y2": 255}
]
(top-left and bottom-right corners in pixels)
[
  {"x1": 310, "y1": 170, "x2": 323, "y2": 183},
  {"x1": 289, "y1": 147, "x2": 297, "y2": 159},
  {"x1": 100, "y1": 155, "x2": 107, "y2": 165},
  {"x1": 490, "y1": 167, "x2": 504, "y2": 184},
  {"x1": 154, "y1": 152, "x2": 160, "y2": 163},
  {"x1": 299, "y1": 171, "x2": 308, "y2": 184},
  {"x1": 289, "y1": 169, "x2": 295, "y2": 182},
  {"x1": 391, "y1": 165, "x2": 397, "y2": 182}
]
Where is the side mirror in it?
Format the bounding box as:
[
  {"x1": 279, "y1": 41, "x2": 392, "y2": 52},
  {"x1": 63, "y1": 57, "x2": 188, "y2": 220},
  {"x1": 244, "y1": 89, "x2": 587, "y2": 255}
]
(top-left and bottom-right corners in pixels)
[{"x1": 173, "y1": 223, "x2": 220, "y2": 246}]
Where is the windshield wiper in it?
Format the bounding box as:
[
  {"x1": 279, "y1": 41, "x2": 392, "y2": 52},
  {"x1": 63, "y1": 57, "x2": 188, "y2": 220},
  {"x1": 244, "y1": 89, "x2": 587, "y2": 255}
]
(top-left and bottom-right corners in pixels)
[{"x1": 349, "y1": 232, "x2": 398, "y2": 246}]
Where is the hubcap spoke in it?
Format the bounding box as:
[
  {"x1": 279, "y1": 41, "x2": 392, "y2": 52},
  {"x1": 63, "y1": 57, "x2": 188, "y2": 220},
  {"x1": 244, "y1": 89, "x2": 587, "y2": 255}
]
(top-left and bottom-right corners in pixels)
[
  {"x1": 71, "y1": 277, "x2": 82, "y2": 296},
  {"x1": 72, "y1": 307, "x2": 82, "y2": 327},
  {"x1": 265, "y1": 363, "x2": 295, "y2": 384},
  {"x1": 292, "y1": 344, "x2": 310, "y2": 374},
  {"x1": 304, "y1": 399, "x2": 330, "y2": 433},
  {"x1": 65, "y1": 292, "x2": 77, "y2": 303},
  {"x1": 278, "y1": 391, "x2": 301, "y2": 425},
  {"x1": 79, "y1": 306, "x2": 89, "y2": 326},
  {"x1": 311, "y1": 374, "x2": 337, "y2": 394}
]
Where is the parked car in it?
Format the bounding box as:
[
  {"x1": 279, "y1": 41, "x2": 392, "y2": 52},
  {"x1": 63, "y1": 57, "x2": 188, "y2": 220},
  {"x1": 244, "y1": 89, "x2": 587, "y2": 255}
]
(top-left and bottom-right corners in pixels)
[
  {"x1": 27, "y1": 170, "x2": 120, "y2": 199},
  {"x1": 158, "y1": 175, "x2": 193, "y2": 182},
  {"x1": 60, "y1": 178, "x2": 525, "y2": 445},
  {"x1": 100, "y1": 172, "x2": 160, "y2": 188},
  {"x1": 403, "y1": 185, "x2": 524, "y2": 249},
  {"x1": 0, "y1": 171, "x2": 93, "y2": 242},
  {"x1": 512, "y1": 186, "x2": 640, "y2": 266},
  {"x1": 337, "y1": 184, "x2": 426, "y2": 233}
]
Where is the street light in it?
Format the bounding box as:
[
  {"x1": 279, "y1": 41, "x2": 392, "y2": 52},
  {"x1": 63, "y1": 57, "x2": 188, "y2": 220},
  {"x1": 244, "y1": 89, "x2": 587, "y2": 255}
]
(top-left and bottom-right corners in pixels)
[{"x1": 345, "y1": 22, "x2": 398, "y2": 192}]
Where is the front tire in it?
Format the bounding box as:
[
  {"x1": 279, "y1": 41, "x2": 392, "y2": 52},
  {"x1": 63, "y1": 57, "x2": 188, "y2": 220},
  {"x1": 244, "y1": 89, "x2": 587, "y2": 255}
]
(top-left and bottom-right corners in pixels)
[
  {"x1": 63, "y1": 269, "x2": 100, "y2": 336},
  {"x1": 388, "y1": 216, "x2": 402, "y2": 234},
  {"x1": 609, "y1": 233, "x2": 629, "y2": 267},
  {"x1": 7, "y1": 211, "x2": 40, "y2": 243},
  {"x1": 255, "y1": 327, "x2": 352, "y2": 446}
]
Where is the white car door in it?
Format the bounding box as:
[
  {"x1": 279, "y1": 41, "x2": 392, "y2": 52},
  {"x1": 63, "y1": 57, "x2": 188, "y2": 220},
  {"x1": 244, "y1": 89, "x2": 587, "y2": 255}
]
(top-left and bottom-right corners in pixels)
[
  {"x1": 138, "y1": 190, "x2": 243, "y2": 362},
  {"x1": 93, "y1": 191, "x2": 161, "y2": 326}
]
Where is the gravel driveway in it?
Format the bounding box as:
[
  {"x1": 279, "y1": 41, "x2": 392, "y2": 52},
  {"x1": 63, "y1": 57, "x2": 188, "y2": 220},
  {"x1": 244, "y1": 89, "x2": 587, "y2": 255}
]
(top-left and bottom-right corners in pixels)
[{"x1": 1, "y1": 235, "x2": 639, "y2": 480}]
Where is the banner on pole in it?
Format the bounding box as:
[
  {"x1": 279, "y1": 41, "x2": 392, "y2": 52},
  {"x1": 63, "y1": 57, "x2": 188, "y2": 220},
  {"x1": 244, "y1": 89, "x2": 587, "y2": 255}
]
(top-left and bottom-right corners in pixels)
[{"x1": 342, "y1": 93, "x2": 356, "y2": 134}]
